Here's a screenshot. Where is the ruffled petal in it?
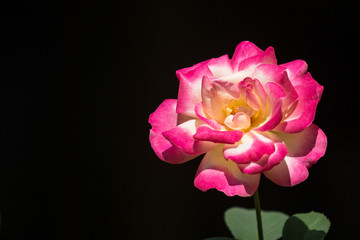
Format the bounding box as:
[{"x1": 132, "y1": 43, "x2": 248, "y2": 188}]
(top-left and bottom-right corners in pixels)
[
  {"x1": 194, "y1": 102, "x2": 222, "y2": 130},
  {"x1": 223, "y1": 131, "x2": 276, "y2": 164},
  {"x1": 149, "y1": 99, "x2": 179, "y2": 132},
  {"x1": 194, "y1": 125, "x2": 243, "y2": 144},
  {"x1": 238, "y1": 77, "x2": 261, "y2": 110},
  {"x1": 149, "y1": 99, "x2": 197, "y2": 163},
  {"x1": 237, "y1": 47, "x2": 277, "y2": 72},
  {"x1": 201, "y1": 76, "x2": 240, "y2": 123},
  {"x1": 276, "y1": 60, "x2": 323, "y2": 133},
  {"x1": 216, "y1": 68, "x2": 254, "y2": 85},
  {"x1": 263, "y1": 157, "x2": 309, "y2": 187},
  {"x1": 275, "y1": 124, "x2": 327, "y2": 166},
  {"x1": 253, "y1": 64, "x2": 298, "y2": 108},
  {"x1": 264, "y1": 124, "x2": 327, "y2": 186},
  {"x1": 224, "y1": 112, "x2": 251, "y2": 130},
  {"x1": 176, "y1": 60, "x2": 213, "y2": 117},
  {"x1": 238, "y1": 141, "x2": 288, "y2": 174},
  {"x1": 231, "y1": 41, "x2": 264, "y2": 71},
  {"x1": 254, "y1": 82, "x2": 285, "y2": 132},
  {"x1": 149, "y1": 129, "x2": 195, "y2": 164},
  {"x1": 238, "y1": 77, "x2": 267, "y2": 108},
  {"x1": 275, "y1": 73, "x2": 323, "y2": 133},
  {"x1": 211, "y1": 79, "x2": 241, "y2": 99},
  {"x1": 280, "y1": 59, "x2": 308, "y2": 80},
  {"x1": 194, "y1": 146, "x2": 260, "y2": 197},
  {"x1": 207, "y1": 54, "x2": 233, "y2": 77},
  {"x1": 162, "y1": 119, "x2": 217, "y2": 155}
]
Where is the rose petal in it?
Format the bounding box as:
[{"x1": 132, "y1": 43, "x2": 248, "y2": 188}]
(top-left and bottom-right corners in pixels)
[
  {"x1": 254, "y1": 82, "x2": 285, "y2": 132},
  {"x1": 275, "y1": 124, "x2": 327, "y2": 165},
  {"x1": 280, "y1": 59, "x2": 308, "y2": 80},
  {"x1": 238, "y1": 47, "x2": 277, "y2": 72},
  {"x1": 201, "y1": 76, "x2": 226, "y2": 123},
  {"x1": 207, "y1": 54, "x2": 233, "y2": 77},
  {"x1": 223, "y1": 131, "x2": 276, "y2": 164},
  {"x1": 263, "y1": 158, "x2": 309, "y2": 187},
  {"x1": 238, "y1": 77, "x2": 263, "y2": 110},
  {"x1": 194, "y1": 102, "x2": 222, "y2": 130},
  {"x1": 238, "y1": 141, "x2": 288, "y2": 174},
  {"x1": 231, "y1": 41, "x2": 264, "y2": 71},
  {"x1": 149, "y1": 99, "x2": 197, "y2": 163},
  {"x1": 201, "y1": 76, "x2": 240, "y2": 123},
  {"x1": 264, "y1": 124, "x2": 327, "y2": 186},
  {"x1": 194, "y1": 125, "x2": 243, "y2": 144},
  {"x1": 194, "y1": 146, "x2": 260, "y2": 197},
  {"x1": 176, "y1": 60, "x2": 213, "y2": 117},
  {"x1": 275, "y1": 73, "x2": 323, "y2": 133},
  {"x1": 149, "y1": 99, "x2": 179, "y2": 132},
  {"x1": 224, "y1": 112, "x2": 251, "y2": 130},
  {"x1": 211, "y1": 79, "x2": 241, "y2": 99},
  {"x1": 149, "y1": 99, "x2": 193, "y2": 133},
  {"x1": 149, "y1": 129, "x2": 195, "y2": 164},
  {"x1": 216, "y1": 68, "x2": 254, "y2": 85},
  {"x1": 253, "y1": 64, "x2": 298, "y2": 108},
  {"x1": 162, "y1": 119, "x2": 217, "y2": 155}
]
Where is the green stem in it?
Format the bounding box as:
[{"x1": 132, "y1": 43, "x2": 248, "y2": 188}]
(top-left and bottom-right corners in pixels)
[{"x1": 253, "y1": 190, "x2": 264, "y2": 240}]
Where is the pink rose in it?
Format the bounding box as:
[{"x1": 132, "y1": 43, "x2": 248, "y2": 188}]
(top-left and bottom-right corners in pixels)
[{"x1": 149, "y1": 41, "x2": 327, "y2": 197}]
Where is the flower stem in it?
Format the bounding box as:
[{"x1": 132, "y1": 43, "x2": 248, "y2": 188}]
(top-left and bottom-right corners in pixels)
[{"x1": 253, "y1": 190, "x2": 264, "y2": 240}]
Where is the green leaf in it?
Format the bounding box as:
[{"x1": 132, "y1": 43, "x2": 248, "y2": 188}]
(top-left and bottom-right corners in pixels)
[
  {"x1": 224, "y1": 207, "x2": 289, "y2": 240},
  {"x1": 282, "y1": 211, "x2": 331, "y2": 240},
  {"x1": 203, "y1": 238, "x2": 236, "y2": 240}
]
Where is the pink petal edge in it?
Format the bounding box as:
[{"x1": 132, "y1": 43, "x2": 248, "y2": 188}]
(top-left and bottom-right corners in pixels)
[
  {"x1": 194, "y1": 146, "x2": 260, "y2": 197},
  {"x1": 264, "y1": 124, "x2": 327, "y2": 186},
  {"x1": 149, "y1": 99, "x2": 198, "y2": 163},
  {"x1": 194, "y1": 125, "x2": 243, "y2": 144}
]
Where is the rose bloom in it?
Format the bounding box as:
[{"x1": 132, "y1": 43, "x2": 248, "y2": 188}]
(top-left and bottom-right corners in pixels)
[{"x1": 149, "y1": 41, "x2": 327, "y2": 197}]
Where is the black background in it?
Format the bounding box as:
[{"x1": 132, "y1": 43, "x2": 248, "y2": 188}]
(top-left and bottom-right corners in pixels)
[{"x1": 1, "y1": 1, "x2": 359, "y2": 239}]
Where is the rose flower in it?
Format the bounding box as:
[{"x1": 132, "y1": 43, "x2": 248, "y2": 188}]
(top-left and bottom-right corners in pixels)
[{"x1": 149, "y1": 41, "x2": 327, "y2": 197}]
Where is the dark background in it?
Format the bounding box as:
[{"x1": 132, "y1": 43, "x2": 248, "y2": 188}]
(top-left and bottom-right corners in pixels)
[{"x1": 1, "y1": 1, "x2": 359, "y2": 239}]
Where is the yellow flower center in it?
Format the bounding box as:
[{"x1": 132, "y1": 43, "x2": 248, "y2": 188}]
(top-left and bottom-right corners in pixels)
[{"x1": 223, "y1": 98, "x2": 262, "y2": 132}]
